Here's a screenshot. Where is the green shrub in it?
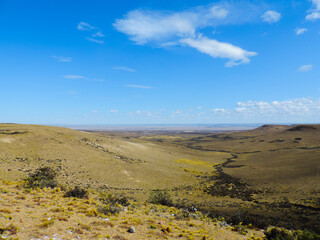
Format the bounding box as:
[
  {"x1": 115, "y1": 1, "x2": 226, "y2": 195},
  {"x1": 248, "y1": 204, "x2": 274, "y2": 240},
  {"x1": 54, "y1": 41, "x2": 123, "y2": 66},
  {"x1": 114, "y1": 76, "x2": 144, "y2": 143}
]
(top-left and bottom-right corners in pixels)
[
  {"x1": 265, "y1": 227, "x2": 320, "y2": 240},
  {"x1": 232, "y1": 222, "x2": 248, "y2": 235},
  {"x1": 97, "y1": 203, "x2": 122, "y2": 215},
  {"x1": 25, "y1": 167, "x2": 58, "y2": 189},
  {"x1": 295, "y1": 230, "x2": 320, "y2": 240},
  {"x1": 64, "y1": 186, "x2": 88, "y2": 199},
  {"x1": 148, "y1": 190, "x2": 173, "y2": 206},
  {"x1": 100, "y1": 193, "x2": 130, "y2": 207},
  {"x1": 97, "y1": 193, "x2": 130, "y2": 215}
]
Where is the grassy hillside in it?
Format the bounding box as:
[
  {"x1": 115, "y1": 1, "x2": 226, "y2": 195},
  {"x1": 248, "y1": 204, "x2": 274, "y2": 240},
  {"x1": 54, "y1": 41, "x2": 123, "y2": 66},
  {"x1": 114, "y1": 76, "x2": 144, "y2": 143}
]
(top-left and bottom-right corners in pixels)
[
  {"x1": 0, "y1": 124, "x2": 228, "y2": 201},
  {"x1": 0, "y1": 180, "x2": 265, "y2": 240},
  {"x1": 1, "y1": 123, "x2": 320, "y2": 236}
]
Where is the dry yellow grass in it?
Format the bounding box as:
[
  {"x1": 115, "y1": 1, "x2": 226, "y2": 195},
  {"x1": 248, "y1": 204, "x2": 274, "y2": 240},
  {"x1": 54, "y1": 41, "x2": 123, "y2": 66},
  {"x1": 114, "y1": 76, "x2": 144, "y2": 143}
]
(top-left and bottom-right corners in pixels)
[
  {"x1": 0, "y1": 180, "x2": 264, "y2": 239},
  {"x1": 0, "y1": 124, "x2": 229, "y2": 202},
  {"x1": 1, "y1": 123, "x2": 320, "y2": 234}
]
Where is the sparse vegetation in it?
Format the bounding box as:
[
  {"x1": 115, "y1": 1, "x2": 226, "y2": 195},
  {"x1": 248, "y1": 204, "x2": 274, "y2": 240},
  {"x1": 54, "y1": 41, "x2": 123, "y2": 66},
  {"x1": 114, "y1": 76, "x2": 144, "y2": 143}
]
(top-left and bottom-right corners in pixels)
[
  {"x1": 0, "y1": 223, "x2": 18, "y2": 235},
  {"x1": 100, "y1": 193, "x2": 130, "y2": 207},
  {"x1": 265, "y1": 227, "x2": 320, "y2": 240},
  {"x1": 24, "y1": 167, "x2": 58, "y2": 189},
  {"x1": 148, "y1": 190, "x2": 173, "y2": 206},
  {"x1": 1, "y1": 124, "x2": 320, "y2": 237},
  {"x1": 97, "y1": 193, "x2": 131, "y2": 215},
  {"x1": 97, "y1": 203, "x2": 123, "y2": 215},
  {"x1": 64, "y1": 186, "x2": 88, "y2": 199},
  {"x1": 38, "y1": 218, "x2": 55, "y2": 228}
]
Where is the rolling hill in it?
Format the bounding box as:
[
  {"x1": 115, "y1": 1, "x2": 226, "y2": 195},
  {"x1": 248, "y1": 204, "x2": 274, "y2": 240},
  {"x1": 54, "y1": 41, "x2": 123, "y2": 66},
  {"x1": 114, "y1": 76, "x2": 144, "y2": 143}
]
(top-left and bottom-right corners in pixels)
[{"x1": 1, "y1": 123, "x2": 320, "y2": 235}]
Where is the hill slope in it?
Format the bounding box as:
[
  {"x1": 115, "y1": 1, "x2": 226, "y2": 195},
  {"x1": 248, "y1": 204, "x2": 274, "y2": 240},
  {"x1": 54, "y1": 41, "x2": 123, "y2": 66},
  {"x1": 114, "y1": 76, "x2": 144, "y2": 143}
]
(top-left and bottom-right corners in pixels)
[
  {"x1": 0, "y1": 124, "x2": 228, "y2": 200},
  {"x1": 1, "y1": 124, "x2": 320, "y2": 234}
]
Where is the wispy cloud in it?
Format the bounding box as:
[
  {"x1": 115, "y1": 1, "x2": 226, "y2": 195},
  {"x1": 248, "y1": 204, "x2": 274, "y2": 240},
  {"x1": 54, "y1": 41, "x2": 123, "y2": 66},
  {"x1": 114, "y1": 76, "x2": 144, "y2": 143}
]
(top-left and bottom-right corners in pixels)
[
  {"x1": 113, "y1": 66, "x2": 136, "y2": 72},
  {"x1": 62, "y1": 75, "x2": 85, "y2": 79},
  {"x1": 77, "y1": 22, "x2": 96, "y2": 31},
  {"x1": 306, "y1": 12, "x2": 320, "y2": 20},
  {"x1": 210, "y1": 6, "x2": 229, "y2": 19},
  {"x1": 203, "y1": 98, "x2": 320, "y2": 123},
  {"x1": 126, "y1": 84, "x2": 153, "y2": 89},
  {"x1": 306, "y1": 0, "x2": 320, "y2": 21},
  {"x1": 211, "y1": 108, "x2": 228, "y2": 113},
  {"x1": 295, "y1": 27, "x2": 308, "y2": 35},
  {"x1": 117, "y1": 97, "x2": 320, "y2": 123},
  {"x1": 52, "y1": 55, "x2": 72, "y2": 62},
  {"x1": 234, "y1": 98, "x2": 320, "y2": 118},
  {"x1": 110, "y1": 109, "x2": 119, "y2": 113},
  {"x1": 261, "y1": 10, "x2": 281, "y2": 23},
  {"x1": 77, "y1": 22, "x2": 105, "y2": 44},
  {"x1": 92, "y1": 31, "x2": 104, "y2": 37},
  {"x1": 62, "y1": 75, "x2": 105, "y2": 82},
  {"x1": 86, "y1": 37, "x2": 104, "y2": 44},
  {"x1": 114, "y1": 1, "x2": 261, "y2": 67},
  {"x1": 298, "y1": 64, "x2": 313, "y2": 72},
  {"x1": 130, "y1": 110, "x2": 157, "y2": 118},
  {"x1": 180, "y1": 36, "x2": 257, "y2": 67}
]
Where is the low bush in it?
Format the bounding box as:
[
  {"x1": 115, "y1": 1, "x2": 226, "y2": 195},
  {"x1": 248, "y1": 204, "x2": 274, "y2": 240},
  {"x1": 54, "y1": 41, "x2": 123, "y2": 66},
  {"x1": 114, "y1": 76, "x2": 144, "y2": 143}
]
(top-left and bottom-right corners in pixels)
[
  {"x1": 265, "y1": 227, "x2": 320, "y2": 240},
  {"x1": 97, "y1": 203, "x2": 122, "y2": 215},
  {"x1": 148, "y1": 190, "x2": 173, "y2": 206},
  {"x1": 0, "y1": 223, "x2": 18, "y2": 235},
  {"x1": 97, "y1": 193, "x2": 130, "y2": 216},
  {"x1": 100, "y1": 193, "x2": 130, "y2": 207},
  {"x1": 25, "y1": 167, "x2": 58, "y2": 189},
  {"x1": 64, "y1": 186, "x2": 88, "y2": 199}
]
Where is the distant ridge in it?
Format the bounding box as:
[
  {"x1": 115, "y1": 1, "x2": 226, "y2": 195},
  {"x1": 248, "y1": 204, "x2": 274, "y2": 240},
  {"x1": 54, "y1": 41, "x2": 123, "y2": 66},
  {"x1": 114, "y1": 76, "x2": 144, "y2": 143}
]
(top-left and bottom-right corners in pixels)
[
  {"x1": 286, "y1": 124, "x2": 319, "y2": 132},
  {"x1": 253, "y1": 124, "x2": 290, "y2": 132}
]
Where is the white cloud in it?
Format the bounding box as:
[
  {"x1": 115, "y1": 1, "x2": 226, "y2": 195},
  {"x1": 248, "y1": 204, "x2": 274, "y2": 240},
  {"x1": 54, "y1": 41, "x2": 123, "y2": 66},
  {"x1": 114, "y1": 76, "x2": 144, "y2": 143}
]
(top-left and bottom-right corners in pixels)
[
  {"x1": 203, "y1": 98, "x2": 320, "y2": 123},
  {"x1": 92, "y1": 31, "x2": 104, "y2": 37},
  {"x1": 306, "y1": 11, "x2": 320, "y2": 20},
  {"x1": 114, "y1": 10, "x2": 197, "y2": 45},
  {"x1": 52, "y1": 56, "x2": 72, "y2": 62},
  {"x1": 295, "y1": 27, "x2": 308, "y2": 35},
  {"x1": 306, "y1": 0, "x2": 320, "y2": 21},
  {"x1": 113, "y1": 66, "x2": 136, "y2": 72},
  {"x1": 234, "y1": 98, "x2": 320, "y2": 117},
  {"x1": 114, "y1": 2, "x2": 259, "y2": 45},
  {"x1": 110, "y1": 109, "x2": 119, "y2": 113},
  {"x1": 86, "y1": 37, "x2": 104, "y2": 44},
  {"x1": 180, "y1": 36, "x2": 257, "y2": 67},
  {"x1": 211, "y1": 108, "x2": 228, "y2": 113},
  {"x1": 126, "y1": 84, "x2": 153, "y2": 89},
  {"x1": 77, "y1": 22, "x2": 104, "y2": 44},
  {"x1": 113, "y1": 98, "x2": 320, "y2": 123},
  {"x1": 298, "y1": 65, "x2": 313, "y2": 72},
  {"x1": 77, "y1": 22, "x2": 96, "y2": 31},
  {"x1": 261, "y1": 10, "x2": 281, "y2": 23},
  {"x1": 171, "y1": 110, "x2": 186, "y2": 118},
  {"x1": 114, "y1": 2, "x2": 260, "y2": 67},
  {"x1": 130, "y1": 110, "x2": 156, "y2": 118},
  {"x1": 311, "y1": 0, "x2": 320, "y2": 9},
  {"x1": 62, "y1": 75, "x2": 85, "y2": 79},
  {"x1": 209, "y1": 6, "x2": 229, "y2": 19}
]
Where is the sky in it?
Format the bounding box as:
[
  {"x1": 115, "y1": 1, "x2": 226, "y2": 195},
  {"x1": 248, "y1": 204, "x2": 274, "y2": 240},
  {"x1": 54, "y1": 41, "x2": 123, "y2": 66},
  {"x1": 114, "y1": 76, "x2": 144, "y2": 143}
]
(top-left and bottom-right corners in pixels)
[{"x1": 0, "y1": 0, "x2": 320, "y2": 125}]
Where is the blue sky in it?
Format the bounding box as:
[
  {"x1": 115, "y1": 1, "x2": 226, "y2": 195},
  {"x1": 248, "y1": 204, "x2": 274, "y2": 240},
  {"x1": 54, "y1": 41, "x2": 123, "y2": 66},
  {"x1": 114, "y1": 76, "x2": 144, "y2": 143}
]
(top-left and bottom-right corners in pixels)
[{"x1": 0, "y1": 0, "x2": 320, "y2": 124}]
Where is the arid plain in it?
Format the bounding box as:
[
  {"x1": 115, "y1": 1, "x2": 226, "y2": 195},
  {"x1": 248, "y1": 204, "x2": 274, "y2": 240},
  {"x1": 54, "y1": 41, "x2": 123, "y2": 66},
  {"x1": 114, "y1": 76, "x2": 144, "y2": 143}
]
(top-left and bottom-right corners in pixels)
[{"x1": 0, "y1": 123, "x2": 320, "y2": 239}]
